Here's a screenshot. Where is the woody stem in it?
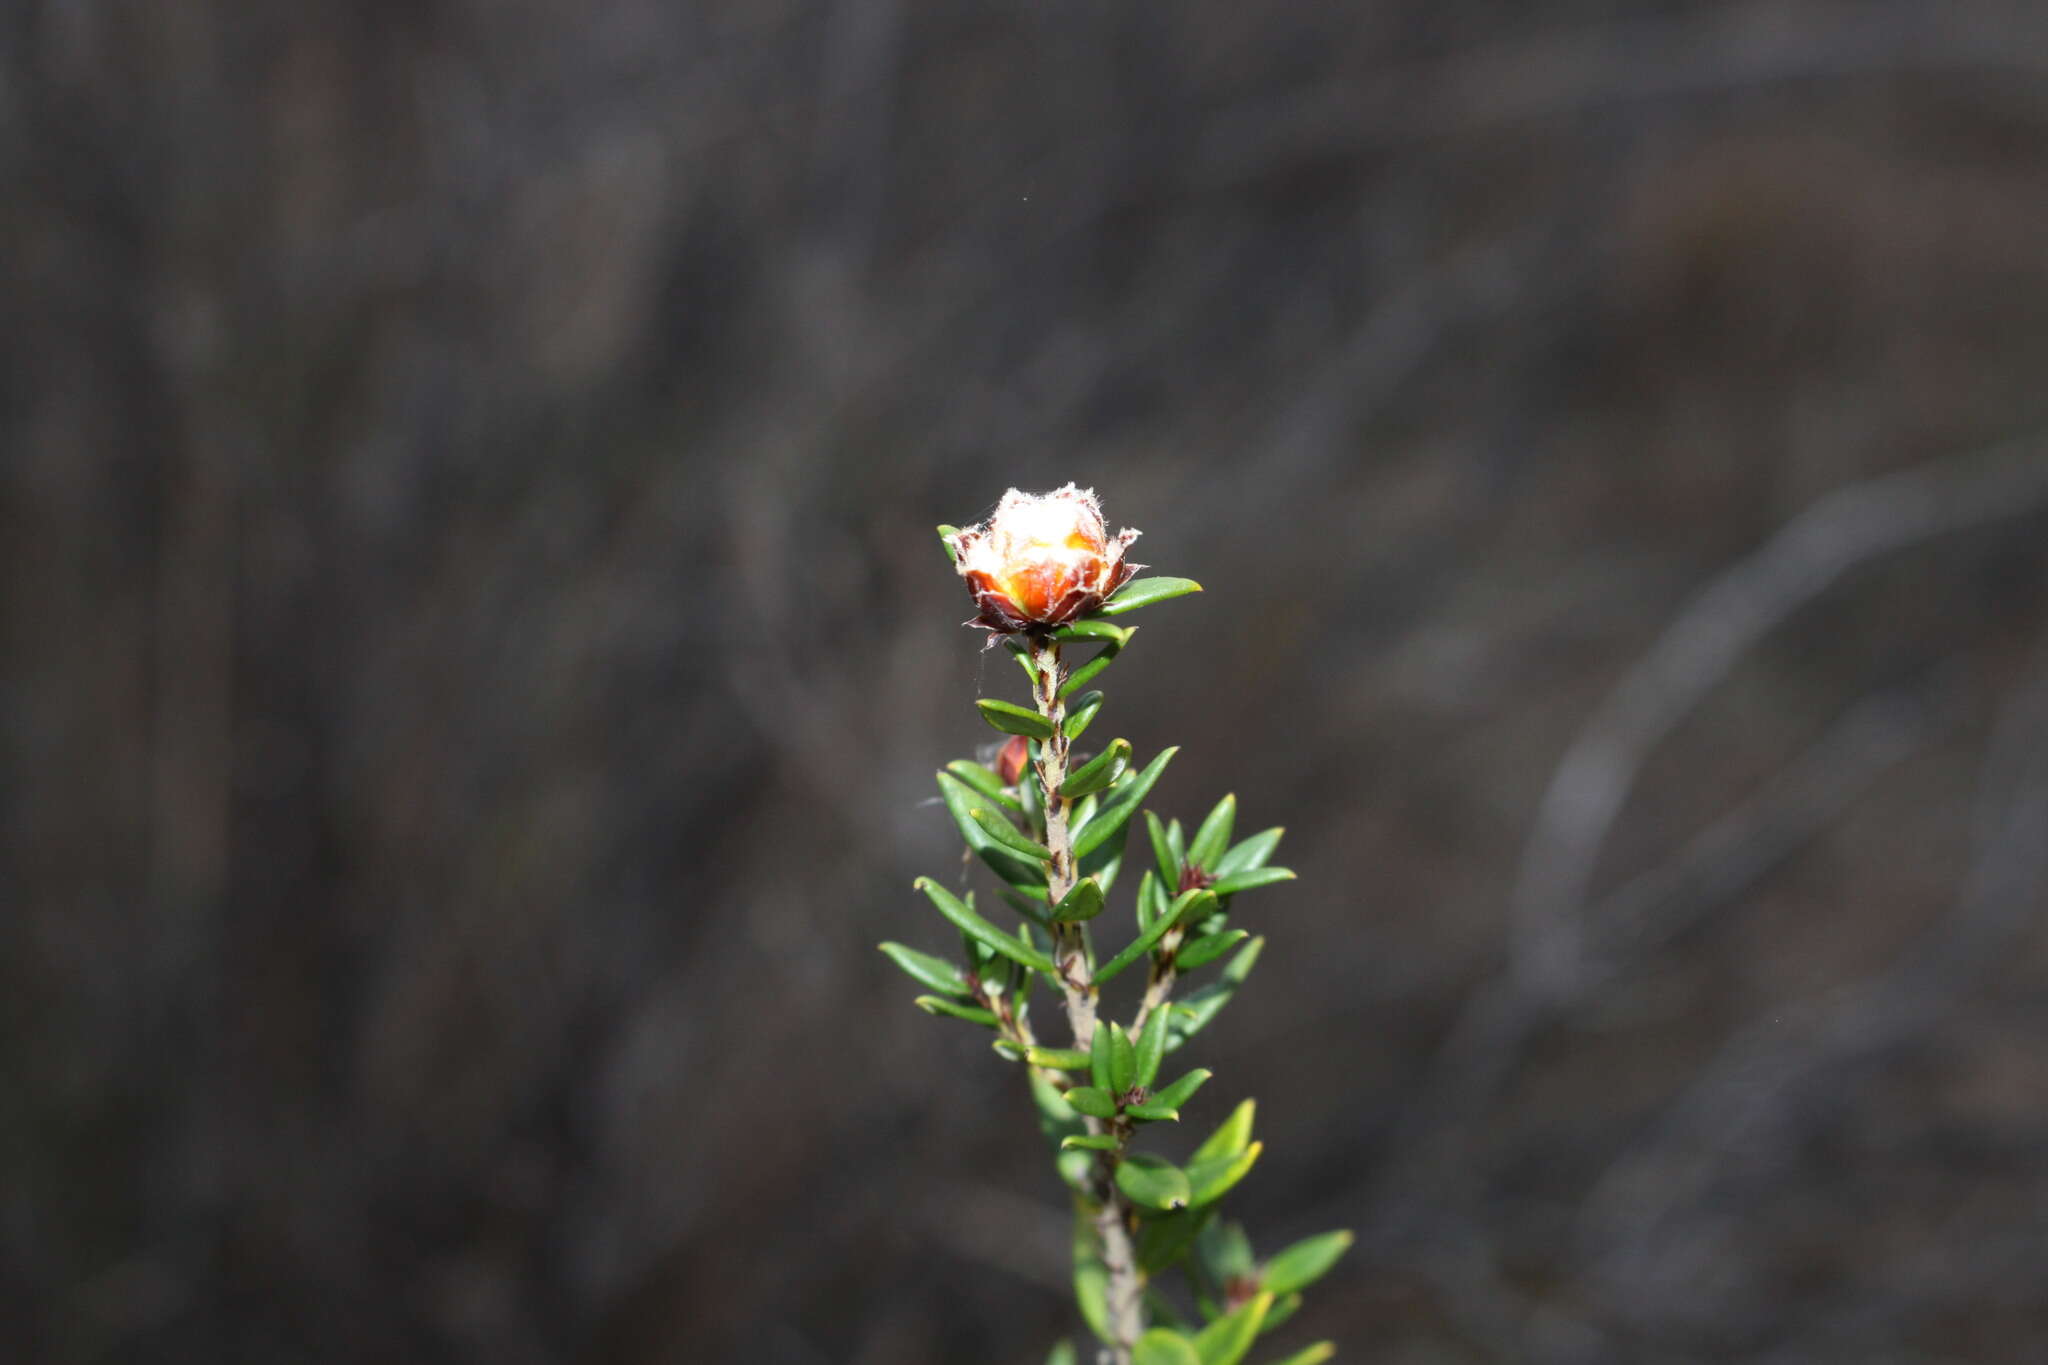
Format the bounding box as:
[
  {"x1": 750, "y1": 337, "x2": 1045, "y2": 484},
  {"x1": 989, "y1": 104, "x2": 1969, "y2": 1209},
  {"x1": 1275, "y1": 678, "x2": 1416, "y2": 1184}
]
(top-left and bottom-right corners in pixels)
[{"x1": 1029, "y1": 636, "x2": 1144, "y2": 1365}]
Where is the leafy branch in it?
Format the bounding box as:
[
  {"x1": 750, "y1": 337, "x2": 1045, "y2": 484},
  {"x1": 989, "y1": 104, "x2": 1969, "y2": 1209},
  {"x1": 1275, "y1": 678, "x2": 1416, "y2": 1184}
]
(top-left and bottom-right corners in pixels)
[{"x1": 882, "y1": 487, "x2": 1350, "y2": 1365}]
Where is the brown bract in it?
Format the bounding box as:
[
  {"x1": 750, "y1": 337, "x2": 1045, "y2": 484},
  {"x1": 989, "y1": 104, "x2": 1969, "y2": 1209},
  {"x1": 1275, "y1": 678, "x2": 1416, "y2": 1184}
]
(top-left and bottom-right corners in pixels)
[{"x1": 947, "y1": 484, "x2": 1142, "y2": 634}]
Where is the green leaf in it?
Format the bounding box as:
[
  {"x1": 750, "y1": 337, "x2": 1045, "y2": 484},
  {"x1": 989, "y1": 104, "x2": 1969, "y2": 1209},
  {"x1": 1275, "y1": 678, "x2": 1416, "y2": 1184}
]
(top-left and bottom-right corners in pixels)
[
  {"x1": 1090, "y1": 1018, "x2": 1117, "y2": 1092},
  {"x1": 1146, "y1": 810, "x2": 1180, "y2": 887},
  {"x1": 1149, "y1": 1067, "x2": 1213, "y2": 1111},
  {"x1": 1190, "y1": 1291, "x2": 1271, "y2": 1365},
  {"x1": 1134, "y1": 1002, "x2": 1171, "y2": 1091},
  {"x1": 1045, "y1": 1341, "x2": 1078, "y2": 1365},
  {"x1": 1063, "y1": 1085, "x2": 1119, "y2": 1120},
  {"x1": 992, "y1": 1037, "x2": 1026, "y2": 1061},
  {"x1": 1093, "y1": 889, "x2": 1214, "y2": 986},
  {"x1": 937, "y1": 772, "x2": 1047, "y2": 890},
  {"x1": 1186, "y1": 1140, "x2": 1262, "y2": 1208},
  {"x1": 1098, "y1": 576, "x2": 1204, "y2": 616},
  {"x1": 1260, "y1": 1292, "x2": 1303, "y2": 1336},
  {"x1": 968, "y1": 805, "x2": 1054, "y2": 862},
  {"x1": 944, "y1": 758, "x2": 1022, "y2": 810},
  {"x1": 1081, "y1": 824, "x2": 1127, "y2": 895},
  {"x1": 1050, "y1": 877, "x2": 1106, "y2": 923},
  {"x1": 1138, "y1": 1206, "x2": 1207, "y2": 1274},
  {"x1": 915, "y1": 878, "x2": 1057, "y2": 974},
  {"x1": 1060, "y1": 1132, "x2": 1121, "y2": 1152},
  {"x1": 1005, "y1": 634, "x2": 1042, "y2": 685},
  {"x1": 1073, "y1": 747, "x2": 1179, "y2": 859},
  {"x1": 1060, "y1": 738, "x2": 1132, "y2": 798},
  {"x1": 976, "y1": 697, "x2": 1054, "y2": 740},
  {"x1": 1031, "y1": 1072, "x2": 1093, "y2": 1191},
  {"x1": 1108, "y1": 1022, "x2": 1138, "y2": 1095},
  {"x1": 1176, "y1": 928, "x2": 1249, "y2": 971},
  {"x1": 1132, "y1": 1329, "x2": 1203, "y2": 1365},
  {"x1": 913, "y1": 995, "x2": 997, "y2": 1026},
  {"x1": 1135, "y1": 869, "x2": 1163, "y2": 930},
  {"x1": 1052, "y1": 617, "x2": 1135, "y2": 644},
  {"x1": 1210, "y1": 867, "x2": 1296, "y2": 897},
  {"x1": 1116, "y1": 1154, "x2": 1191, "y2": 1212},
  {"x1": 1061, "y1": 635, "x2": 1128, "y2": 697},
  {"x1": 1123, "y1": 1099, "x2": 1180, "y2": 1122},
  {"x1": 1187, "y1": 793, "x2": 1237, "y2": 874},
  {"x1": 1168, "y1": 818, "x2": 1189, "y2": 873},
  {"x1": 1198, "y1": 1218, "x2": 1255, "y2": 1283},
  {"x1": 1214, "y1": 827, "x2": 1284, "y2": 877},
  {"x1": 1064, "y1": 690, "x2": 1105, "y2": 739},
  {"x1": 1263, "y1": 1343, "x2": 1335, "y2": 1365},
  {"x1": 1026, "y1": 1046, "x2": 1092, "y2": 1070},
  {"x1": 1168, "y1": 937, "x2": 1264, "y2": 1051},
  {"x1": 1260, "y1": 1229, "x2": 1353, "y2": 1296},
  {"x1": 1193, "y1": 1099, "x2": 1256, "y2": 1165},
  {"x1": 1074, "y1": 1241, "x2": 1111, "y2": 1345},
  {"x1": 877, "y1": 942, "x2": 969, "y2": 997},
  {"x1": 936, "y1": 524, "x2": 962, "y2": 564}
]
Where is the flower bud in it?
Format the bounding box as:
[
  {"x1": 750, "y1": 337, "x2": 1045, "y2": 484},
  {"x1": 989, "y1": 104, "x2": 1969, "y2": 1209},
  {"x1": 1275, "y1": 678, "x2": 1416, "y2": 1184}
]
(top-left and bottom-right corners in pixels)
[
  {"x1": 946, "y1": 484, "x2": 1142, "y2": 634},
  {"x1": 995, "y1": 735, "x2": 1030, "y2": 788}
]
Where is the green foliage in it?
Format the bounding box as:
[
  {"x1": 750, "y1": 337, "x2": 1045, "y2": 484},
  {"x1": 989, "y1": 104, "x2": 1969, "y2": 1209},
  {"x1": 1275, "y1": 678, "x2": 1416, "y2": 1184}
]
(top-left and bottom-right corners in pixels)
[
  {"x1": 906, "y1": 520, "x2": 1333, "y2": 1362},
  {"x1": 1098, "y1": 576, "x2": 1204, "y2": 615}
]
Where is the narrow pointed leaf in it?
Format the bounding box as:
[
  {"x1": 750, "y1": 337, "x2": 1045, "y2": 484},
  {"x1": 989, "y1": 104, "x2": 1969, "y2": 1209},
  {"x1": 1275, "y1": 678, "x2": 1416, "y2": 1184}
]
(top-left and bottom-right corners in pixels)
[
  {"x1": 1260, "y1": 1292, "x2": 1303, "y2": 1336},
  {"x1": 1050, "y1": 877, "x2": 1106, "y2": 923},
  {"x1": 1187, "y1": 1140, "x2": 1263, "y2": 1208},
  {"x1": 1063, "y1": 1085, "x2": 1119, "y2": 1120},
  {"x1": 1193, "y1": 1099, "x2": 1256, "y2": 1165},
  {"x1": 997, "y1": 883, "x2": 1053, "y2": 922},
  {"x1": 1116, "y1": 1154, "x2": 1191, "y2": 1212},
  {"x1": 937, "y1": 772, "x2": 1047, "y2": 890},
  {"x1": 1081, "y1": 826, "x2": 1126, "y2": 894},
  {"x1": 976, "y1": 697, "x2": 1054, "y2": 740},
  {"x1": 1260, "y1": 1229, "x2": 1354, "y2": 1296},
  {"x1": 1168, "y1": 937, "x2": 1263, "y2": 1051},
  {"x1": 877, "y1": 942, "x2": 969, "y2": 996},
  {"x1": 1004, "y1": 634, "x2": 1042, "y2": 684},
  {"x1": 969, "y1": 805, "x2": 1054, "y2": 862},
  {"x1": 1176, "y1": 928, "x2": 1249, "y2": 971},
  {"x1": 1124, "y1": 1100, "x2": 1179, "y2": 1122},
  {"x1": 1210, "y1": 867, "x2": 1296, "y2": 898},
  {"x1": 1064, "y1": 690, "x2": 1105, "y2": 740},
  {"x1": 1147, "y1": 810, "x2": 1179, "y2": 886},
  {"x1": 1092, "y1": 888, "x2": 1212, "y2": 986},
  {"x1": 1045, "y1": 1342, "x2": 1078, "y2": 1365},
  {"x1": 936, "y1": 524, "x2": 962, "y2": 563},
  {"x1": 1052, "y1": 617, "x2": 1134, "y2": 644},
  {"x1": 1134, "y1": 1002, "x2": 1171, "y2": 1090},
  {"x1": 913, "y1": 995, "x2": 997, "y2": 1026},
  {"x1": 1132, "y1": 1329, "x2": 1203, "y2": 1365},
  {"x1": 1136, "y1": 869, "x2": 1163, "y2": 930},
  {"x1": 1108, "y1": 1022, "x2": 1138, "y2": 1095},
  {"x1": 915, "y1": 877, "x2": 1057, "y2": 974},
  {"x1": 1098, "y1": 576, "x2": 1204, "y2": 616},
  {"x1": 1149, "y1": 1067, "x2": 1213, "y2": 1111},
  {"x1": 1168, "y1": 818, "x2": 1188, "y2": 872},
  {"x1": 1187, "y1": 794, "x2": 1237, "y2": 874},
  {"x1": 1264, "y1": 1344, "x2": 1335, "y2": 1365},
  {"x1": 1061, "y1": 636, "x2": 1128, "y2": 697},
  {"x1": 1213, "y1": 827, "x2": 1283, "y2": 877},
  {"x1": 1026, "y1": 1046, "x2": 1092, "y2": 1070},
  {"x1": 1090, "y1": 1017, "x2": 1117, "y2": 1092},
  {"x1": 945, "y1": 758, "x2": 1022, "y2": 811},
  {"x1": 1190, "y1": 1291, "x2": 1271, "y2": 1365},
  {"x1": 992, "y1": 1037, "x2": 1026, "y2": 1061},
  {"x1": 1060, "y1": 738, "x2": 1132, "y2": 798},
  {"x1": 1060, "y1": 1132, "x2": 1121, "y2": 1152},
  {"x1": 1073, "y1": 747, "x2": 1178, "y2": 859}
]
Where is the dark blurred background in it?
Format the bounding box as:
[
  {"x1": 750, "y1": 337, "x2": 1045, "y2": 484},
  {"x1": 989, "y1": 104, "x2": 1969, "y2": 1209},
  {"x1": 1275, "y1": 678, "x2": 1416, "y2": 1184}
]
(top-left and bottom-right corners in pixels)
[{"x1": 7, "y1": 1, "x2": 2048, "y2": 1361}]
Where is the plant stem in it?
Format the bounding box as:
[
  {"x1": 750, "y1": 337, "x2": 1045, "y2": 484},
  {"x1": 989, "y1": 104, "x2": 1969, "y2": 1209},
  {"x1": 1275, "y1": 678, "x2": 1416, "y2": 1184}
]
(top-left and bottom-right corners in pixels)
[{"x1": 1029, "y1": 636, "x2": 1144, "y2": 1365}]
